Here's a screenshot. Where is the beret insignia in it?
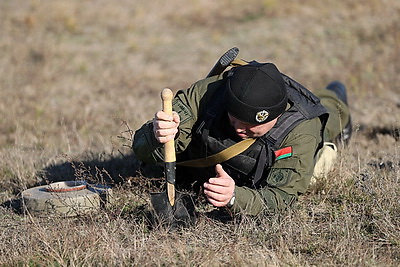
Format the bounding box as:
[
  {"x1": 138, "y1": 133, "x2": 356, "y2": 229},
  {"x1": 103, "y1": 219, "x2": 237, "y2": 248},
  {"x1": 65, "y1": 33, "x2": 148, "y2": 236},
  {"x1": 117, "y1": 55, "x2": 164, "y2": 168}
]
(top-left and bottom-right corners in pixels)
[{"x1": 255, "y1": 110, "x2": 269, "y2": 123}]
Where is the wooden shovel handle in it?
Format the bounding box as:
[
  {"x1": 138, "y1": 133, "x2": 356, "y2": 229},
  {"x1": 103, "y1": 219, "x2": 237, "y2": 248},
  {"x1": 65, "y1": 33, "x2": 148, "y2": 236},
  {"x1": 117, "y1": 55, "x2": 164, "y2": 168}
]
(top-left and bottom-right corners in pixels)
[
  {"x1": 161, "y1": 88, "x2": 176, "y2": 206},
  {"x1": 161, "y1": 88, "x2": 176, "y2": 163}
]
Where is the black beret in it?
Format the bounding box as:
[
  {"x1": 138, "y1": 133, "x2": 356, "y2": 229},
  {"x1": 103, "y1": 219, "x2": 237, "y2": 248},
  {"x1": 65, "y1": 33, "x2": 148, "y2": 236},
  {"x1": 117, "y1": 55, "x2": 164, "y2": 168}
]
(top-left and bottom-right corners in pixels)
[{"x1": 225, "y1": 63, "x2": 287, "y2": 124}]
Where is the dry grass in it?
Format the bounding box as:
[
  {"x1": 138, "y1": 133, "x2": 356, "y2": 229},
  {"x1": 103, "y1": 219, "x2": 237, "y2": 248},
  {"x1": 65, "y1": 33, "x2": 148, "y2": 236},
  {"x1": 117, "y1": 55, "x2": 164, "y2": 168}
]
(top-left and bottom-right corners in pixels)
[{"x1": 0, "y1": 0, "x2": 399, "y2": 266}]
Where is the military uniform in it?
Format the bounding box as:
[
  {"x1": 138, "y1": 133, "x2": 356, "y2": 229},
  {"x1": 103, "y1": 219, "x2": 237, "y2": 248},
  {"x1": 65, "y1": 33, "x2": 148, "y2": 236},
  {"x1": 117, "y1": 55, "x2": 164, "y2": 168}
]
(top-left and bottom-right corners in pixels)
[{"x1": 133, "y1": 69, "x2": 350, "y2": 216}]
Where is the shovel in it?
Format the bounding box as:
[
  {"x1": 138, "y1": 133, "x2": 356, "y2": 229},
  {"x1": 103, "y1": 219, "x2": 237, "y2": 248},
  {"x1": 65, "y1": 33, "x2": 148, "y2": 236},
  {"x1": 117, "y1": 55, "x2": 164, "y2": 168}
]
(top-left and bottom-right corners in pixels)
[{"x1": 150, "y1": 88, "x2": 196, "y2": 228}]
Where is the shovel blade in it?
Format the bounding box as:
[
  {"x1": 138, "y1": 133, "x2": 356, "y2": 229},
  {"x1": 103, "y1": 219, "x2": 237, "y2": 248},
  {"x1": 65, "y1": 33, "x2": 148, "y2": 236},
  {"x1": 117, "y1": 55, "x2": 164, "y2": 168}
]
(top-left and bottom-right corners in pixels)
[{"x1": 150, "y1": 191, "x2": 196, "y2": 229}]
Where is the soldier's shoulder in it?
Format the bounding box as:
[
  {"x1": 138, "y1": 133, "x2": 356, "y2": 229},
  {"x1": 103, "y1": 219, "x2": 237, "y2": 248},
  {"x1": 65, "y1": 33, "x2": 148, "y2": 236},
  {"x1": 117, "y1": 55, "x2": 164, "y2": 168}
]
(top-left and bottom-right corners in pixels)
[{"x1": 290, "y1": 117, "x2": 322, "y2": 136}]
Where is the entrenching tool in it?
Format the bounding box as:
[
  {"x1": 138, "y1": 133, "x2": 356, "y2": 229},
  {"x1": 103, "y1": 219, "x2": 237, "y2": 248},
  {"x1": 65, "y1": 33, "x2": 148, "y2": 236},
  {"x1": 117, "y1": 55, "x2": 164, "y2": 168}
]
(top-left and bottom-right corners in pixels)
[
  {"x1": 150, "y1": 88, "x2": 196, "y2": 228},
  {"x1": 161, "y1": 88, "x2": 176, "y2": 206}
]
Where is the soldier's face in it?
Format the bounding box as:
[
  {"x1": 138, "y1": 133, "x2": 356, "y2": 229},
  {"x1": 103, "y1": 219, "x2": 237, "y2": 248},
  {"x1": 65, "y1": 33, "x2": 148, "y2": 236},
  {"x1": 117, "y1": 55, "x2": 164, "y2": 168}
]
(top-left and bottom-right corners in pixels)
[{"x1": 228, "y1": 113, "x2": 278, "y2": 139}]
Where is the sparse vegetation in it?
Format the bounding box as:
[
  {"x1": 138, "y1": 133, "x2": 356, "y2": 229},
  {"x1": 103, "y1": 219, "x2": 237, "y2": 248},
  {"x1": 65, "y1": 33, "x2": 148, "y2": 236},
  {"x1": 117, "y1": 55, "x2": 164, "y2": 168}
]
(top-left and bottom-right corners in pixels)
[{"x1": 0, "y1": 0, "x2": 399, "y2": 266}]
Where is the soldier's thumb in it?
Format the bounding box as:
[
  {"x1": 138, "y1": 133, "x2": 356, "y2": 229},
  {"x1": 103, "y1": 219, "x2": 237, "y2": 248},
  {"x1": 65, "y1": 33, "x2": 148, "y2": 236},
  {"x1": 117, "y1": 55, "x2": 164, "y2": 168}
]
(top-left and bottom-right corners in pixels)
[{"x1": 215, "y1": 164, "x2": 228, "y2": 178}]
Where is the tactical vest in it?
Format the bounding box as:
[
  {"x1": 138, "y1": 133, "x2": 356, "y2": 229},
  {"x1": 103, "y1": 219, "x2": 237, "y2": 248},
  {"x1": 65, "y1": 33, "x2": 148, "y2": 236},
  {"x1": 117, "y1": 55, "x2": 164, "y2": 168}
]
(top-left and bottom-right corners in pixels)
[{"x1": 183, "y1": 67, "x2": 329, "y2": 188}]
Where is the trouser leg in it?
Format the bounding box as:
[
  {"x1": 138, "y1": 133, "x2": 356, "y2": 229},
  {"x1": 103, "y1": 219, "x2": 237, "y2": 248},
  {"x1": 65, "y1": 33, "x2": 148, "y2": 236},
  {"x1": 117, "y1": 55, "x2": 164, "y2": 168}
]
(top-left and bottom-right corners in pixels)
[
  {"x1": 314, "y1": 89, "x2": 350, "y2": 142},
  {"x1": 310, "y1": 87, "x2": 351, "y2": 184}
]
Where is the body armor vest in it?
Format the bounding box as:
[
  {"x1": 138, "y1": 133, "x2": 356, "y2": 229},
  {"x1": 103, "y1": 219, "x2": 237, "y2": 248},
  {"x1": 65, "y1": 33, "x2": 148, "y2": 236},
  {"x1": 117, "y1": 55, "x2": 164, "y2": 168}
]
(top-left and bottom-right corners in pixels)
[{"x1": 183, "y1": 69, "x2": 329, "y2": 188}]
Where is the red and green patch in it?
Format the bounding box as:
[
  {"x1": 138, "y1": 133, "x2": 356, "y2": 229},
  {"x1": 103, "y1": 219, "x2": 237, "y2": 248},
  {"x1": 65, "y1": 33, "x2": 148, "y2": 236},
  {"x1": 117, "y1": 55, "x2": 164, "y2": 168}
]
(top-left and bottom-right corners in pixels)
[{"x1": 274, "y1": 146, "x2": 293, "y2": 160}]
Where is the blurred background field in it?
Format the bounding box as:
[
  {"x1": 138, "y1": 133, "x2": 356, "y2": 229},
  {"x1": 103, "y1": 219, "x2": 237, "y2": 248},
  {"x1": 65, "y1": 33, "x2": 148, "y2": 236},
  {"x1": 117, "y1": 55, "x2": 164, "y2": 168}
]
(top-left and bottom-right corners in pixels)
[{"x1": 0, "y1": 0, "x2": 399, "y2": 266}]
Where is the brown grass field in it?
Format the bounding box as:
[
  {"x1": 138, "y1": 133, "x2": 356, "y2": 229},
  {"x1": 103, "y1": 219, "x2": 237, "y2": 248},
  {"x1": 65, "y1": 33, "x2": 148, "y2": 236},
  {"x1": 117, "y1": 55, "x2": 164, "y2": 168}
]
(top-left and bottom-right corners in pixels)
[{"x1": 0, "y1": 0, "x2": 399, "y2": 266}]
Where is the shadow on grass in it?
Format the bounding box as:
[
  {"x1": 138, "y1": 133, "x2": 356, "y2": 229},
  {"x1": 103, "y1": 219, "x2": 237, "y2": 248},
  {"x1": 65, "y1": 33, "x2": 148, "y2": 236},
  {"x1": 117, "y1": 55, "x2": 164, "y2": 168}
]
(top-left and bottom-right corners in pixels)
[
  {"x1": 39, "y1": 152, "x2": 141, "y2": 185},
  {"x1": 360, "y1": 124, "x2": 400, "y2": 141}
]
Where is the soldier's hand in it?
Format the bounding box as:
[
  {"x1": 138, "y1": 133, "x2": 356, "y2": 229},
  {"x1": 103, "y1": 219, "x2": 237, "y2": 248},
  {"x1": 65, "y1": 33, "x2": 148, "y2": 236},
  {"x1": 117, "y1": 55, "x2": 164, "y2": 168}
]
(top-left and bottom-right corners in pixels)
[
  {"x1": 152, "y1": 111, "x2": 180, "y2": 144},
  {"x1": 203, "y1": 164, "x2": 235, "y2": 207}
]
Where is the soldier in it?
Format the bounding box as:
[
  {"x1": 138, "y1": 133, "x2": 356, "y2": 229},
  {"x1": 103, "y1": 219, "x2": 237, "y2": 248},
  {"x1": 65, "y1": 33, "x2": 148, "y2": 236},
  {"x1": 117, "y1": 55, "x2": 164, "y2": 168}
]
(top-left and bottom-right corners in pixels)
[{"x1": 132, "y1": 62, "x2": 351, "y2": 215}]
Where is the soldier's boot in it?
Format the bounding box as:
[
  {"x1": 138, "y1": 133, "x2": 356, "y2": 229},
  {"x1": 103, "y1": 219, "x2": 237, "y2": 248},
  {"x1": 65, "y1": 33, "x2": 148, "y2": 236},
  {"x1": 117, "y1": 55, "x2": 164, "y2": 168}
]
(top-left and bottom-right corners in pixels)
[{"x1": 326, "y1": 81, "x2": 353, "y2": 145}]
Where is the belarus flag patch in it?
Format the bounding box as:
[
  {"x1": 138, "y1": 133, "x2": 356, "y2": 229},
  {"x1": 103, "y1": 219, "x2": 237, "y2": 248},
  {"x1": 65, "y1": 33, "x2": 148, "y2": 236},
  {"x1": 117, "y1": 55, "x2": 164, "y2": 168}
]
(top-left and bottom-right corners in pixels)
[{"x1": 274, "y1": 146, "x2": 293, "y2": 160}]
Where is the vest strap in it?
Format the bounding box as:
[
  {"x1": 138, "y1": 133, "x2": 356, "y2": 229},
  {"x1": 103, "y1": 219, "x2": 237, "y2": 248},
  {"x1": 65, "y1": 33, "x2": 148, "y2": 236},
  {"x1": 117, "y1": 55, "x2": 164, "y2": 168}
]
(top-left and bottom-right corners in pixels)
[{"x1": 177, "y1": 138, "x2": 256, "y2": 168}]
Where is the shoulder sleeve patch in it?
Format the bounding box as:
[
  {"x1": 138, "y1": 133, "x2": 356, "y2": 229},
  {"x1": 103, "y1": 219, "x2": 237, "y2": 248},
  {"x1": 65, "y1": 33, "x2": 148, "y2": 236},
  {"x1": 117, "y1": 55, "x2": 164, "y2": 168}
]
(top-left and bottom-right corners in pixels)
[
  {"x1": 173, "y1": 99, "x2": 193, "y2": 125},
  {"x1": 267, "y1": 168, "x2": 293, "y2": 187}
]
